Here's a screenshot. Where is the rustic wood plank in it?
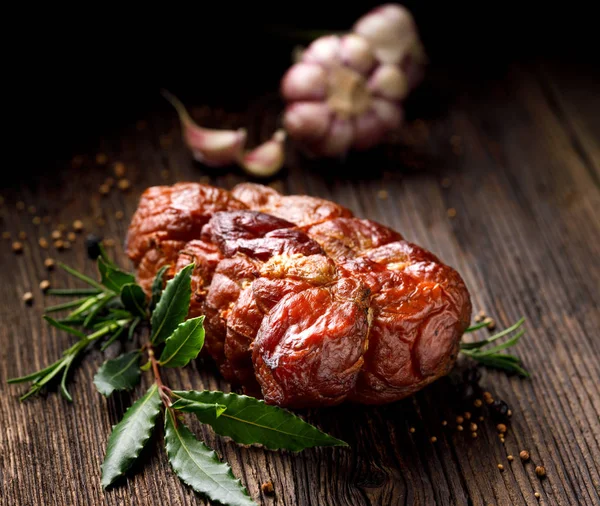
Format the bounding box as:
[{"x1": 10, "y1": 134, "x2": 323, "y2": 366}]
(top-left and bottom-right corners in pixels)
[{"x1": 1, "y1": 62, "x2": 599, "y2": 506}]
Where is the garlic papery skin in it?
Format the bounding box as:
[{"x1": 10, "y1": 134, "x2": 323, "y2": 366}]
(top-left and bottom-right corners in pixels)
[
  {"x1": 241, "y1": 130, "x2": 287, "y2": 177},
  {"x1": 162, "y1": 90, "x2": 247, "y2": 167},
  {"x1": 280, "y1": 4, "x2": 424, "y2": 157},
  {"x1": 353, "y1": 4, "x2": 426, "y2": 67}
]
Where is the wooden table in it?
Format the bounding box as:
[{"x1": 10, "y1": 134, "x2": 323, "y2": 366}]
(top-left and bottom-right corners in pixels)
[{"x1": 1, "y1": 61, "x2": 598, "y2": 506}]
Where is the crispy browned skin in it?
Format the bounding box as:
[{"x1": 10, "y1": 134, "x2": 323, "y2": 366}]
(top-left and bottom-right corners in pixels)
[
  {"x1": 232, "y1": 182, "x2": 353, "y2": 226},
  {"x1": 128, "y1": 183, "x2": 472, "y2": 407},
  {"x1": 126, "y1": 183, "x2": 246, "y2": 292}
]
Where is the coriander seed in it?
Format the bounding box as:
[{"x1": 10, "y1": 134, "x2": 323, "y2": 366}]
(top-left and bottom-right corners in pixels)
[
  {"x1": 117, "y1": 178, "x2": 131, "y2": 191},
  {"x1": 96, "y1": 153, "x2": 108, "y2": 165},
  {"x1": 18, "y1": 231, "x2": 27, "y2": 240},
  {"x1": 471, "y1": 432, "x2": 477, "y2": 438},
  {"x1": 430, "y1": 436, "x2": 437, "y2": 443},
  {"x1": 535, "y1": 466, "x2": 546, "y2": 478},
  {"x1": 520, "y1": 450, "x2": 530, "y2": 461},
  {"x1": 409, "y1": 427, "x2": 415, "y2": 433},
  {"x1": 3, "y1": 231, "x2": 11, "y2": 239},
  {"x1": 67, "y1": 232, "x2": 76, "y2": 242},
  {"x1": 51, "y1": 230, "x2": 62, "y2": 240},
  {"x1": 497, "y1": 423, "x2": 507, "y2": 433},
  {"x1": 498, "y1": 464, "x2": 504, "y2": 471},
  {"x1": 261, "y1": 480, "x2": 274, "y2": 495},
  {"x1": 115, "y1": 210, "x2": 124, "y2": 220},
  {"x1": 39, "y1": 280, "x2": 51, "y2": 292},
  {"x1": 114, "y1": 162, "x2": 126, "y2": 178},
  {"x1": 469, "y1": 423, "x2": 478, "y2": 432},
  {"x1": 22, "y1": 292, "x2": 34, "y2": 304},
  {"x1": 32, "y1": 216, "x2": 41, "y2": 225},
  {"x1": 72, "y1": 220, "x2": 84, "y2": 232},
  {"x1": 44, "y1": 258, "x2": 55, "y2": 270},
  {"x1": 456, "y1": 416, "x2": 464, "y2": 424},
  {"x1": 473, "y1": 399, "x2": 483, "y2": 407},
  {"x1": 507, "y1": 455, "x2": 514, "y2": 462},
  {"x1": 457, "y1": 425, "x2": 464, "y2": 431},
  {"x1": 12, "y1": 241, "x2": 23, "y2": 253},
  {"x1": 534, "y1": 492, "x2": 540, "y2": 499},
  {"x1": 38, "y1": 238, "x2": 49, "y2": 249}
]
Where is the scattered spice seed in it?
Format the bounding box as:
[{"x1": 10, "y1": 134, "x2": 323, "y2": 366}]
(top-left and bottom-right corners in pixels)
[
  {"x1": 18, "y1": 231, "x2": 27, "y2": 240},
  {"x1": 534, "y1": 492, "x2": 540, "y2": 499},
  {"x1": 430, "y1": 436, "x2": 437, "y2": 443},
  {"x1": 51, "y1": 230, "x2": 62, "y2": 240},
  {"x1": 39, "y1": 280, "x2": 51, "y2": 292},
  {"x1": 497, "y1": 423, "x2": 507, "y2": 433},
  {"x1": 63, "y1": 240, "x2": 72, "y2": 249},
  {"x1": 447, "y1": 207, "x2": 457, "y2": 218},
  {"x1": 54, "y1": 240, "x2": 64, "y2": 250},
  {"x1": 104, "y1": 177, "x2": 115, "y2": 187},
  {"x1": 457, "y1": 425, "x2": 464, "y2": 431},
  {"x1": 58, "y1": 224, "x2": 66, "y2": 232},
  {"x1": 261, "y1": 480, "x2": 274, "y2": 495},
  {"x1": 96, "y1": 153, "x2": 108, "y2": 165},
  {"x1": 507, "y1": 410, "x2": 513, "y2": 417},
  {"x1": 38, "y1": 238, "x2": 49, "y2": 249},
  {"x1": 22, "y1": 292, "x2": 34, "y2": 305},
  {"x1": 67, "y1": 232, "x2": 77, "y2": 242},
  {"x1": 471, "y1": 432, "x2": 477, "y2": 438},
  {"x1": 44, "y1": 258, "x2": 55, "y2": 270},
  {"x1": 441, "y1": 420, "x2": 448, "y2": 426},
  {"x1": 409, "y1": 427, "x2": 416, "y2": 433},
  {"x1": 117, "y1": 179, "x2": 131, "y2": 191},
  {"x1": 103, "y1": 238, "x2": 115, "y2": 248},
  {"x1": 115, "y1": 210, "x2": 124, "y2": 220},
  {"x1": 27, "y1": 205, "x2": 36, "y2": 214},
  {"x1": 113, "y1": 162, "x2": 126, "y2": 178},
  {"x1": 16, "y1": 201, "x2": 25, "y2": 211},
  {"x1": 2, "y1": 231, "x2": 11, "y2": 239},
  {"x1": 479, "y1": 416, "x2": 484, "y2": 422},
  {"x1": 498, "y1": 464, "x2": 504, "y2": 472},
  {"x1": 72, "y1": 220, "x2": 84, "y2": 232},
  {"x1": 42, "y1": 216, "x2": 51, "y2": 224},
  {"x1": 12, "y1": 241, "x2": 23, "y2": 253},
  {"x1": 500, "y1": 437, "x2": 505, "y2": 444},
  {"x1": 378, "y1": 190, "x2": 389, "y2": 200},
  {"x1": 474, "y1": 314, "x2": 483, "y2": 323},
  {"x1": 469, "y1": 423, "x2": 478, "y2": 432},
  {"x1": 507, "y1": 455, "x2": 514, "y2": 462},
  {"x1": 464, "y1": 412, "x2": 472, "y2": 420},
  {"x1": 456, "y1": 416, "x2": 464, "y2": 424},
  {"x1": 535, "y1": 466, "x2": 546, "y2": 478},
  {"x1": 99, "y1": 183, "x2": 111, "y2": 195},
  {"x1": 473, "y1": 399, "x2": 483, "y2": 408},
  {"x1": 483, "y1": 391, "x2": 493, "y2": 400},
  {"x1": 96, "y1": 217, "x2": 106, "y2": 227},
  {"x1": 485, "y1": 317, "x2": 496, "y2": 330},
  {"x1": 32, "y1": 216, "x2": 41, "y2": 225},
  {"x1": 71, "y1": 155, "x2": 84, "y2": 168}
]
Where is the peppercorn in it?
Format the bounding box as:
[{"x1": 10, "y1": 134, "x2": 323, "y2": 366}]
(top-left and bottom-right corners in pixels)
[
  {"x1": 497, "y1": 423, "x2": 507, "y2": 434},
  {"x1": 85, "y1": 234, "x2": 103, "y2": 259},
  {"x1": 520, "y1": 450, "x2": 530, "y2": 462},
  {"x1": 463, "y1": 367, "x2": 481, "y2": 384},
  {"x1": 535, "y1": 466, "x2": 546, "y2": 478},
  {"x1": 12, "y1": 241, "x2": 23, "y2": 253},
  {"x1": 261, "y1": 480, "x2": 274, "y2": 495},
  {"x1": 44, "y1": 258, "x2": 55, "y2": 270},
  {"x1": 117, "y1": 179, "x2": 131, "y2": 191},
  {"x1": 491, "y1": 399, "x2": 509, "y2": 418},
  {"x1": 460, "y1": 383, "x2": 477, "y2": 402},
  {"x1": 39, "y1": 280, "x2": 51, "y2": 292},
  {"x1": 22, "y1": 292, "x2": 34, "y2": 304},
  {"x1": 72, "y1": 220, "x2": 84, "y2": 232}
]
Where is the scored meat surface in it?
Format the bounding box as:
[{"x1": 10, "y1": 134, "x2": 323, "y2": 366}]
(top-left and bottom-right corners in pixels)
[{"x1": 127, "y1": 182, "x2": 472, "y2": 407}]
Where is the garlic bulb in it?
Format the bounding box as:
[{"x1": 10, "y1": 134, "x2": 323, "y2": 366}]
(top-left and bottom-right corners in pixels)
[{"x1": 281, "y1": 4, "x2": 425, "y2": 157}]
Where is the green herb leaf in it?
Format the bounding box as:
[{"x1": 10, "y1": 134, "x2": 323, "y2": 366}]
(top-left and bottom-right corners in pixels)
[
  {"x1": 43, "y1": 316, "x2": 87, "y2": 339},
  {"x1": 46, "y1": 288, "x2": 102, "y2": 297},
  {"x1": 164, "y1": 409, "x2": 255, "y2": 506},
  {"x1": 150, "y1": 263, "x2": 194, "y2": 345},
  {"x1": 98, "y1": 257, "x2": 136, "y2": 293},
  {"x1": 94, "y1": 351, "x2": 142, "y2": 396},
  {"x1": 120, "y1": 283, "x2": 147, "y2": 317},
  {"x1": 460, "y1": 317, "x2": 526, "y2": 350},
  {"x1": 465, "y1": 352, "x2": 530, "y2": 377},
  {"x1": 150, "y1": 264, "x2": 170, "y2": 311},
  {"x1": 158, "y1": 316, "x2": 204, "y2": 368},
  {"x1": 171, "y1": 390, "x2": 348, "y2": 451},
  {"x1": 101, "y1": 384, "x2": 161, "y2": 488},
  {"x1": 171, "y1": 398, "x2": 226, "y2": 418},
  {"x1": 58, "y1": 262, "x2": 106, "y2": 291}
]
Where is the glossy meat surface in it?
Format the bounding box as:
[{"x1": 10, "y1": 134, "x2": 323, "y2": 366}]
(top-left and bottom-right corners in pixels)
[{"x1": 128, "y1": 183, "x2": 472, "y2": 408}]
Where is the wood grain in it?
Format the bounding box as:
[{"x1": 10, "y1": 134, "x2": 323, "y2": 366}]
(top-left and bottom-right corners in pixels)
[{"x1": 1, "y1": 63, "x2": 599, "y2": 506}]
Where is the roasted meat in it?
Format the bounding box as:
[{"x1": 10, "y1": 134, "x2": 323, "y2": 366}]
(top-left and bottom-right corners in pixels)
[{"x1": 127, "y1": 182, "x2": 472, "y2": 407}]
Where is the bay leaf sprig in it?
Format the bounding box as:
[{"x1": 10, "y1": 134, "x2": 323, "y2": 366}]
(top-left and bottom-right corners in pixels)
[{"x1": 8, "y1": 256, "x2": 346, "y2": 506}]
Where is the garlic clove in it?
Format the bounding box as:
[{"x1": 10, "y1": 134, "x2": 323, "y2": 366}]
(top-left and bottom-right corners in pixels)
[
  {"x1": 353, "y1": 4, "x2": 424, "y2": 66},
  {"x1": 368, "y1": 64, "x2": 408, "y2": 101},
  {"x1": 283, "y1": 102, "x2": 331, "y2": 140},
  {"x1": 371, "y1": 98, "x2": 404, "y2": 130},
  {"x1": 162, "y1": 90, "x2": 246, "y2": 167},
  {"x1": 302, "y1": 35, "x2": 341, "y2": 67},
  {"x1": 353, "y1": 110, "x2": 388, "y2": 150},
  {"x1": 316, "y1": 117, "x2": 354, "y2": 156},
  {"x1": 241, "y1": 130, "x2": 286, "y2": 178},
  {"x1": 281, "y1": 63, "x2": 328, "y2": 101},
  {"x1": 339, "y1": 34, "x2": 376, "y2": 75}
]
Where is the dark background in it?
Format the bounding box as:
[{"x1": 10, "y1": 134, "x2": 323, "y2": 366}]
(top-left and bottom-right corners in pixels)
[{"x1": 8, "y1": 3, "x2": 598, "y2": 169}]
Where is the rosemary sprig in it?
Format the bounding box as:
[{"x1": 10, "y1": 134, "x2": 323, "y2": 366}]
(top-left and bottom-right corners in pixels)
[{"x1": 460, "y1": 317, "x2": 529, "y2": 377}]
